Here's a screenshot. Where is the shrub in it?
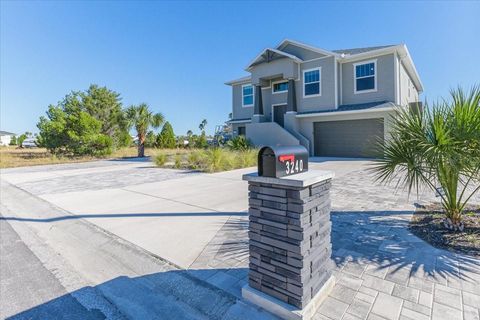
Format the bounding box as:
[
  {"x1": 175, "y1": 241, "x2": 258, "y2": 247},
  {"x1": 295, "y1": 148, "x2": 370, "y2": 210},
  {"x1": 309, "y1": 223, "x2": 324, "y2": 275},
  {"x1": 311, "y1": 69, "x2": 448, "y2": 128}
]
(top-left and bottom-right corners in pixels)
[
  {"x1": 187, "y1": 150, "x2": 204, "y2": 169},
  {"x1": 195, "y1": 132, "x2": 208, "y2": 148},
  {"x1": 227, "y1": 135, "x2": 252, "y2": 151},
  {"x1": 9, "y1": 135, "x2": 17, "y2": 146},
  {"x1": 174, "y1": 154, "x2": 182, "y2": 169},
  {"x1": 202, "y1": 148, "x2": 234, "y2": 172},
  {"x1": 234, "y1": 149, "x2": 257, "y2": 168},
  {"x1": 37, "y1": 105, "x2": 113, "y2": 156},
  {"x1": 157, "y1": 122, "x2": 176, "y2": 148},
  {"x1": 154, "y1": 153, "x2": 167, "y2": 166}
]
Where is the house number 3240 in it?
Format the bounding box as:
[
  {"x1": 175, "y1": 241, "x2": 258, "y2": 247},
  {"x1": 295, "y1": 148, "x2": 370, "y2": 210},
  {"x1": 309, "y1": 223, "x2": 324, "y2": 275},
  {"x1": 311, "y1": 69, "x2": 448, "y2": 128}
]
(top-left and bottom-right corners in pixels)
[{"x1": 285, "y1": 159, "x2": 304, "y2": 175}]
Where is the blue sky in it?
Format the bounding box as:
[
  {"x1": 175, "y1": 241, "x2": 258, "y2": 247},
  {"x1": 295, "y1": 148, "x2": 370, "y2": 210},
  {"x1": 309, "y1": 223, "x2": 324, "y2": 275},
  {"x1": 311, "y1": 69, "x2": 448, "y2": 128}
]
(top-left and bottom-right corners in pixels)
[{"x1": 1, "y1": 1, "x2": 479, "y2": 136}]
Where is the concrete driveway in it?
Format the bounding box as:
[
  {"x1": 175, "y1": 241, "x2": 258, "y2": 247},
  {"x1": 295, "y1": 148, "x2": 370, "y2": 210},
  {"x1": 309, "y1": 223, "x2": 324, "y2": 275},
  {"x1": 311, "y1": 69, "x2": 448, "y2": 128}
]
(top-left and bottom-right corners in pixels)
[
  {"x1": 0, "y1": 157, "x2": 403, "y2": 269},
  {"x1": 1, "y1": 158, "x2": 479, "y2": 320}
]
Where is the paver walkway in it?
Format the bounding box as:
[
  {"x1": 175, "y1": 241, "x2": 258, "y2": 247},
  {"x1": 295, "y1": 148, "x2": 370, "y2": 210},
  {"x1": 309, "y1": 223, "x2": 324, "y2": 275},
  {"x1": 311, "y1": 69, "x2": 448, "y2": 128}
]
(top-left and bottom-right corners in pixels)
[{"x1": 190, "y1": 164, "x2": 480, "y2": 320}]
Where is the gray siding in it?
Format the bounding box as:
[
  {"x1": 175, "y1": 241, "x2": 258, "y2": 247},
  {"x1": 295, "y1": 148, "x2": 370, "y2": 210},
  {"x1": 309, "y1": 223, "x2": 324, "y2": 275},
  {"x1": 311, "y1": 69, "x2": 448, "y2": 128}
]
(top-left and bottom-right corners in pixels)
[
  {"x1": 399, "y1": 61, "x2": 419, "y2": 106},
  {"x1": 296, "y1": 56, "x2": 337, "y2": 113},
  {"x1": 251, "y1": 58, "x2": 298, "y2": 84},
  {"x1": 232, "y1": 83, "x2": 254, "y2": 120},
  {"x1": 341, "y1": 54, "x2": 396, "y2": 105}
]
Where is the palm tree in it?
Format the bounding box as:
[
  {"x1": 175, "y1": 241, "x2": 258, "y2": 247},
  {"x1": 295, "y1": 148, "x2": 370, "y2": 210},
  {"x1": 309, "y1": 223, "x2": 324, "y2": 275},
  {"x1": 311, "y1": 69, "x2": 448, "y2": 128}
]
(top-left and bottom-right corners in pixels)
[
  {"x1": 199, "y1": 119, "x2": 207, "y2": 132},
  {"x1": 126, "y1": 103, "x2": 164, "y2": 157},
  {"x1": 371, "y1": 86, "x2": 480, "y2": 231}
]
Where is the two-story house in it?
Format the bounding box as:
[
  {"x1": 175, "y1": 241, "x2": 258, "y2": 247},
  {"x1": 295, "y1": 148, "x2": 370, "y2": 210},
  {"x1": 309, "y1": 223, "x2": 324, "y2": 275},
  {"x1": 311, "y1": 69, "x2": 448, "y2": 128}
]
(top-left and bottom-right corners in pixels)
[{"x1": 225, "y1": 39, "x2": 423, "y2": 157}]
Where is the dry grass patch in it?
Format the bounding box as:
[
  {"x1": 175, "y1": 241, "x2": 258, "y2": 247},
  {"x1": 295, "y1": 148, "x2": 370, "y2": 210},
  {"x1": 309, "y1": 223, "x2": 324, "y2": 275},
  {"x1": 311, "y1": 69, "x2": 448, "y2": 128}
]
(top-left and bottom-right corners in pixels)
[{"x1": 0, "y1": 146, "x2": 159, "y2": 168}]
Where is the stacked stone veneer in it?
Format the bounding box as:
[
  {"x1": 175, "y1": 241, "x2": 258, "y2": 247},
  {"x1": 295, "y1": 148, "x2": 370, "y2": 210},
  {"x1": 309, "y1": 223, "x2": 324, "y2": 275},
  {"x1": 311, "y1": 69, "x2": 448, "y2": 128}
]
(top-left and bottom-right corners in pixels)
[{"x1": 247, "y1": 179, "x2": 334, "y2": 309}]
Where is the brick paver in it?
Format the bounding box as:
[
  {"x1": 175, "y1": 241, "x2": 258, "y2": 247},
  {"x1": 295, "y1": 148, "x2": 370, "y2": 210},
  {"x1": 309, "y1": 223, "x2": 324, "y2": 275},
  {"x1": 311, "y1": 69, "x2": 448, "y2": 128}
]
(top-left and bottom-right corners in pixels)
[{"x1": 191, "y1": 167, "x2": 480, "y2": 320}]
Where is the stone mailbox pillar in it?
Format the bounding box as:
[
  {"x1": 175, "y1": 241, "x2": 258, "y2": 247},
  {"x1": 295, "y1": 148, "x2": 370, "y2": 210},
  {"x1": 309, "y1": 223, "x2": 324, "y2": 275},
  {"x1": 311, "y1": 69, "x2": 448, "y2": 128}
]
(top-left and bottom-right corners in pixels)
[{"x1": 242, "y1": 170, "x2": 335, "y2": 320}]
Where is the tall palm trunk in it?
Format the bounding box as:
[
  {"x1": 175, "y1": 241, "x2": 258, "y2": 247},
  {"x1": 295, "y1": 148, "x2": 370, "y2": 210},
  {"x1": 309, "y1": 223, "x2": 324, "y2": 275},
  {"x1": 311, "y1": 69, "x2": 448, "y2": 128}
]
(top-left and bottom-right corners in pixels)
[{"x1": 138, "y1": 134, "x2": 145, "y2": 157}]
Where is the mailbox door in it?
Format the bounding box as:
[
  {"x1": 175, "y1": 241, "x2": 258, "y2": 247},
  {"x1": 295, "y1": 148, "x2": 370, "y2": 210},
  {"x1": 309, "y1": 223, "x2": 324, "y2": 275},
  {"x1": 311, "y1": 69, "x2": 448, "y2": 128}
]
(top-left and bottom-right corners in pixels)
[{"x1": 276, "y1": 152, "x2": 308, "y2": 178}]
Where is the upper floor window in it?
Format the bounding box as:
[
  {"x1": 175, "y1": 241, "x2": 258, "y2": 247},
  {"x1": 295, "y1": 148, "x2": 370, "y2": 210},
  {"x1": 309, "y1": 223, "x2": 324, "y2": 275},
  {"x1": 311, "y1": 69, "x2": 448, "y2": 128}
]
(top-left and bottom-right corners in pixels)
[
  {"x1": 303, "y1": 68, "x2": 321, "y2": 97},
  {"x1": 242, "y1": 84, "x2": 254, "y2": 107},
  {"x1": 272, "y1": 81, "x2": 288, "y2": 94},
  {"x1": 354, "y1": 60, "x2": 376, "y2": 93}
]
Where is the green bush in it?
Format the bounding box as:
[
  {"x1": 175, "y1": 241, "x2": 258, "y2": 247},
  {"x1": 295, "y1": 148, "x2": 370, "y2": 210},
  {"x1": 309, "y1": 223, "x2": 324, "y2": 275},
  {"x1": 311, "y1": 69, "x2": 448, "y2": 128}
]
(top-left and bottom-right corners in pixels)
[
  {"x1": 154, "y1": 153, "x2": 167, "y2": 166},
  {"x1": 187, "y1": 150, "x2": 203, "y2": 169},
  {"x1": 154, "y1": 148, "x2": 258, "y2": 172},
  {"x1": 37, "y1": 105, "x2": 113, "y2": 156},
  {"x1": 234, "y1": 149, "x2": 257, "y2": 168},
  {"x1": 157, "y1": 122, "x2": 176, "y2": 148},
  {"x1": 227, "y1": 135, "x2": 252, "y2": 151},
  {"x1": 174, "y1": 154, "x2": 182, "y2": 169},
  {"x1": 9, "y1": 135, "x2": 17, "y2": 146}
]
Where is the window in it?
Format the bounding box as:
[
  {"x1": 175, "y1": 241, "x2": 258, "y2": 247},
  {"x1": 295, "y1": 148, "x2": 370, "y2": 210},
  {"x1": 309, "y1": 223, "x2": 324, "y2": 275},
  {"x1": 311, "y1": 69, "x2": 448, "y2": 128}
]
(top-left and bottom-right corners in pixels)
[
  {"x1": 303, "y1": 68, "x2": 321, "y2": 97},
  {"x1": 354, "y1": 60, "x2": 376, "y2": 93},
  {"x1": 238, "y1": 126, "x2": 246, "y2": 136},
  {"x1": 272, "y1": 81, "x2": 288, "y2": 94},
  {"x1": 242, "y1": 84, "x2": 254, "y2": 107}
]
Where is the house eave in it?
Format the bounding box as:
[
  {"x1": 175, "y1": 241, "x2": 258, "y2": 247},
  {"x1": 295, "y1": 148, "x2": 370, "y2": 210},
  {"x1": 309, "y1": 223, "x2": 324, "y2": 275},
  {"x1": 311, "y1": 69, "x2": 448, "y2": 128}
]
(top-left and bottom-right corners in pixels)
[
  {"x1": 227, "y1": 119, "x2": 252, "y2": 124},
  {"x1": 276, "y1": 39, "x2": 338, "y2": 57},
  {"x1": 295, "y1": 105, "x2": 397, "y2": 119},
  {"x1": 225, "y1": 76, "x2": 252, "y2": 86}
]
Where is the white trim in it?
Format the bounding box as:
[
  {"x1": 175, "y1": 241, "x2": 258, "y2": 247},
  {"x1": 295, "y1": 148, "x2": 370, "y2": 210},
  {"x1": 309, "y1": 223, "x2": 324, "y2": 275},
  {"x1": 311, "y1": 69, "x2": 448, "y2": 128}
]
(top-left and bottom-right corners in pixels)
[
  {"x1": 241, "y1": 83, "x2": 254, "y2": 108},
  {"x1": 301, "y1": 55, "x2": 333, "y2": 63},
  {"x1": 339, "y1": 63, "x2": 343, "y2": 105},
  {"x1": 225, "y1": 76, "x2": 251, "y2": 86},
  {"x1": 334, "y1": 58, "x2": 338, "y2": 108},
  {"x1": 295, "y1": 105, "x2": 396, "y2": 118},
  {"x1": 340, "y1": 46, "x2": 399, "y2": 63},
  {"x1": 394, "y1": 52, "x2": 399, "y2": 104},
  {"x1": 245, "y1": 48, "x2": 302, "y2": 71},
  {"x1": 271, "y1": 103, "x2": 288, "y2": 123},
  {"x1": 400, "y1": 44, "x2": 423, "y2": 92},
  {"x1": 272, "y1": 80, "x2": 289, "y2": 94},
  {"x1": 302, "y1": 67, "x2": 322, "y2": 98},
  {"x1": 353, "y1": 59, "x2": 377, "y2": 94},
  {"x1": 228, "y1": 119, "x2": 252, "y2": 124}
]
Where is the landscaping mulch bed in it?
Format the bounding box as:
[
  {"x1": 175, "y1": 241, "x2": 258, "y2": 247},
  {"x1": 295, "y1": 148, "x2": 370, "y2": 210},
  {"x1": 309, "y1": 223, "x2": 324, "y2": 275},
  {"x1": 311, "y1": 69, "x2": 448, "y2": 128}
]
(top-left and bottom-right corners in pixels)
[{"x1": 409, "y1": 203, "x2": 480, "y2": 257}]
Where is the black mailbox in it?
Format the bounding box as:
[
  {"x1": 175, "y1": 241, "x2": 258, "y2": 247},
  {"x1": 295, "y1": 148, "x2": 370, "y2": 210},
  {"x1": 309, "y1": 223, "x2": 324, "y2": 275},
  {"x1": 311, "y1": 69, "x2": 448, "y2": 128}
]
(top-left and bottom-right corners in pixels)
[{"x1": 258, "y1": 145, "x2": 309, "y2": 178}]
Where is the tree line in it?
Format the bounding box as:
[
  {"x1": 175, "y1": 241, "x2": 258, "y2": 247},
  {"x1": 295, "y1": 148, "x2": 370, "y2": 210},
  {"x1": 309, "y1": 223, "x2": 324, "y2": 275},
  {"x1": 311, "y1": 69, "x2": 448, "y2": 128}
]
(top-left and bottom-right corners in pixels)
[{"x1": 36, "y1": 84, "x2": 177, "y2": 157}]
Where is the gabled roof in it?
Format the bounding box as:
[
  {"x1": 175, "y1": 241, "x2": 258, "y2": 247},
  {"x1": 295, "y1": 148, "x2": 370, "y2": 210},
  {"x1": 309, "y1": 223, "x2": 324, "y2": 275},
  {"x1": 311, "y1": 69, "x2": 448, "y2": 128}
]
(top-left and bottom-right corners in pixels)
[
  {"x1": 0, "y1": 130, "x2": 15, "y2": 136},
  {"x1": 276, "y1": 39, "x2": 337, "y2": 57},
  {"x1": 246, "y1": 48, "x2": 302, "y2": 70},
  {"x1": 333, "y1": 45, "x2": 397, "y2": 55},
  {"x1": 228, "y1": 40, "x2": 423, "y2": 92}
]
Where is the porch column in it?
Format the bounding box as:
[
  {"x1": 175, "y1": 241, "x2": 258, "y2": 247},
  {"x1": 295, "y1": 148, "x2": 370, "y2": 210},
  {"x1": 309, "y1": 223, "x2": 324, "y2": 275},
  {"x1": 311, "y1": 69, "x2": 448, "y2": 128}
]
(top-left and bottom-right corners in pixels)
[
  {"x1": 287, "y1": 79, "x2": 297, "y2": 112},
  {"x1": 254, "y1": 85, "x2": 264, "y2": 115}
]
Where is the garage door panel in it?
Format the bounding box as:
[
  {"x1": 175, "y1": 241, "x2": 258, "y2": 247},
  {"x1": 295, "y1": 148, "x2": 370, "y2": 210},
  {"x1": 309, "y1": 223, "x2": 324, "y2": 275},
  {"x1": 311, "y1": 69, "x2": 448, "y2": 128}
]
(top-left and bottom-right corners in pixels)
[{"x1": 314, "y1": 118, "x2": 384, "y2": 158}]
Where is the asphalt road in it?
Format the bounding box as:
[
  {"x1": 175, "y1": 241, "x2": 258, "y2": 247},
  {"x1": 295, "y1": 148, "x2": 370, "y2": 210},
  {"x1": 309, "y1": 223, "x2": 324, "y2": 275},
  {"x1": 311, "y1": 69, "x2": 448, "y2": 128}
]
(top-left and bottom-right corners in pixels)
[{"x1": 0, "y1": 216, "x2": 115, "y2": 320}]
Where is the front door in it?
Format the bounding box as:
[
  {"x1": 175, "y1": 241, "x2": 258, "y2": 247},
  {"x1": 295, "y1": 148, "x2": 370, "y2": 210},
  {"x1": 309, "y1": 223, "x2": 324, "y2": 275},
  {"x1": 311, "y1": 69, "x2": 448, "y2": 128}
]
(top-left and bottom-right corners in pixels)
[{"x1": 273, "y1": 104, "x2": 287, "y2": 127}]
